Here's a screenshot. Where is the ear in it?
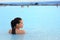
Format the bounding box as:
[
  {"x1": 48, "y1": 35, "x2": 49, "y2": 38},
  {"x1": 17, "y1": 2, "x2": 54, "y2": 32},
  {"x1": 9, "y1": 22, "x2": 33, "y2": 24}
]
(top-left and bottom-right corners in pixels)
[{"x1": 16, "y1": 24, "x2": 19, "y2": 26}]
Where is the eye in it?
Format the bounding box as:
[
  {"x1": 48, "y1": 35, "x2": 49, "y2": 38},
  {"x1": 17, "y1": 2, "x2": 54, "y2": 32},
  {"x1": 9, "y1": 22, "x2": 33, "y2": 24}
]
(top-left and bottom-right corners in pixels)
[{"x1": 19, "y1": 22, "x2": 23, "y2": 24}]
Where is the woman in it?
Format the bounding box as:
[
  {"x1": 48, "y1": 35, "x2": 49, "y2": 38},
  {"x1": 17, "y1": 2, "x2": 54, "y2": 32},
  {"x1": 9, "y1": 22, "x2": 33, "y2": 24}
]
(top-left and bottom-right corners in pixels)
[{"x1": 9, "y1": 17, "x2": 25, "y2": 34}]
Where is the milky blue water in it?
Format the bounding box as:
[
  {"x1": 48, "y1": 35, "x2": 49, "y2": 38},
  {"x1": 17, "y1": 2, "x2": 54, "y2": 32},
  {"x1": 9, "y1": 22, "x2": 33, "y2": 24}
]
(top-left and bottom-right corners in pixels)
[{"x1": 0, "y1": 6, "x2": 60, "y2": 40}]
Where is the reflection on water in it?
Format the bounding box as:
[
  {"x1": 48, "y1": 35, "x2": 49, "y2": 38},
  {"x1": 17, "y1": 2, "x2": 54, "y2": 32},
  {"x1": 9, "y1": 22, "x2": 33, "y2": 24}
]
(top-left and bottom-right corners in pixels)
[
  {"x1": 9, "y1": 32, "x2": 41, "y2": 40},
  {"x1": 8, "y1": 32, "x2": 60, "y2": 40},
  {"x1": 10, "y1": 34, "x2": 25, "y2": 40},
  {"x1": 0, "y1": 31, "x2": 60, "y2": 40}
]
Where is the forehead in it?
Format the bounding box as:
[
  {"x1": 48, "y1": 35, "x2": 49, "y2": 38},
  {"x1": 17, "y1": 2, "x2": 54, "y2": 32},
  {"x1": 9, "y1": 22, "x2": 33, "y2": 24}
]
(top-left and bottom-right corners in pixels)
[{"x1": 19, "y1": 20, "x2": 23, "y2": 23}]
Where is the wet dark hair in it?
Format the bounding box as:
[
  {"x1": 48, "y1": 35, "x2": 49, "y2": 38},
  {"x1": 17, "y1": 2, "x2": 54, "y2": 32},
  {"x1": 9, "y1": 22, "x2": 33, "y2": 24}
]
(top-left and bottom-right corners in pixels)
[{"x1": 11, "y1": 17, "x2": 22, "y2": 34}]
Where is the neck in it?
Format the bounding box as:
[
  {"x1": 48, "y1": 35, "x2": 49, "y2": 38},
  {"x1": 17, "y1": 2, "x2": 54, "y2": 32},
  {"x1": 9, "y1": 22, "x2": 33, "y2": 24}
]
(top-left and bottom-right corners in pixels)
[{"x1": 16, "y1": 27, "x2": 19, "y2": 29}]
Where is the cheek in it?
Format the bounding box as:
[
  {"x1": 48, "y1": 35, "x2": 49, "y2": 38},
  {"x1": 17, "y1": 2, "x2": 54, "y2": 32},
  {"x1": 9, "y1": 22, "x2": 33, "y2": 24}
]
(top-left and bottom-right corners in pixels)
[{"x1": 19, "y1": 24, "x2": 23, "y2": 28}]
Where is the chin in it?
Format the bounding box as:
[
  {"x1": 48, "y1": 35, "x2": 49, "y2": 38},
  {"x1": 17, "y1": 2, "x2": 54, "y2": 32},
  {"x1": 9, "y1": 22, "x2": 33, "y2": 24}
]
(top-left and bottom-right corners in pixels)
[{"x1": 20, "y1": 26, "x2": 23, "y2": 28}]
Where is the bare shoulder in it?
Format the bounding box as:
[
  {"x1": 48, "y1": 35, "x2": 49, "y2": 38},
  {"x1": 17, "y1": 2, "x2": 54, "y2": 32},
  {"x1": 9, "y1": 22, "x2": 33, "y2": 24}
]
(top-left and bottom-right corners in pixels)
[
  {"x1": 19, "y1": 30, "x2": 25, "y2": 34},
  {"x1": 16, "y1": 30, "x2": 25, "y2": 34},
  {"x1": 8, "y1": 29, "x2": 25, "y2": 34},
  {"x1": 20, "y1": 30, "x2": 25, "y2": 33}
]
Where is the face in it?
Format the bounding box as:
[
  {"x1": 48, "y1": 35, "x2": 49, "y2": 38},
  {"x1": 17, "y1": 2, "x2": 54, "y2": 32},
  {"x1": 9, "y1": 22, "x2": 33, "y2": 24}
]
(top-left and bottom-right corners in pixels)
[{"x1": 16, "y1": 20, "x2": 23, "y2": 28}]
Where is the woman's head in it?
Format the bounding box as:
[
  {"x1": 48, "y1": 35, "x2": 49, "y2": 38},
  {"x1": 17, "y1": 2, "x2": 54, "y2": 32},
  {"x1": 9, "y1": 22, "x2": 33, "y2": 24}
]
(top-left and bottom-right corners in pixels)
[{"x1": 11, "y1": 17, "x2": 23, "y2": 34}]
